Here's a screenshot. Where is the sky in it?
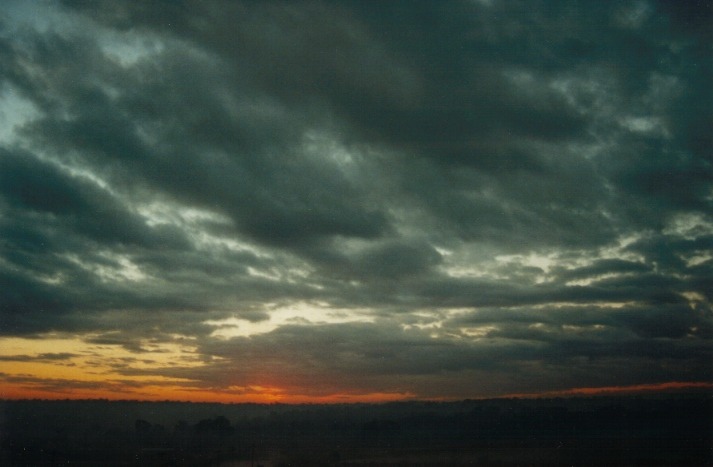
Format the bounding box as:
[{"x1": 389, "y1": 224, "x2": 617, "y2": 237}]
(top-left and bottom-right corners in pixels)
[{"x1": 0, "y1": 0, "x2": 711, "y2": 403}]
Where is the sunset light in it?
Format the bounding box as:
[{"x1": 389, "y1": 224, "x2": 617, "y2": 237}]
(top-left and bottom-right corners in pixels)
[
  {"x1": 2, "y1": 1, "x2": 712, "y2": 464},
  {"x1": 0, "y1": 0, "x2": 710, "y2": 408}
]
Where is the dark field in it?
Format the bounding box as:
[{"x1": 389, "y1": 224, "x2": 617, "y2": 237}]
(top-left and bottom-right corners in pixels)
[{"x1": 1, "y1": 393, "x2": 711, "y2": 466}]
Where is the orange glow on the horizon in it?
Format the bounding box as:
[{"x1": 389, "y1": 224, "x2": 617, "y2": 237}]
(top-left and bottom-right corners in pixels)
[
  {"x1": 0, "y1": 379, "x2": 415, "y2": 404},
  {"x1": 3, "y1": 336, "x2": 711, "y2": 404},
  {"x1": 4, "y1": 378, "x2": 710, "y2": 404},
  {"x1": 0, "y1": 334, "x2": 414, "y2": 404},
  {"x1": 504, "y1": 381, "x2": 713, "y2": 399}
]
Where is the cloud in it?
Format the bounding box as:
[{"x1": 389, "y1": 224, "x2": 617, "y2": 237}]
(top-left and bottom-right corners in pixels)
[
  {"x1": 114, "y1": 316, "x2": 710, "y2": 399},
  {"x1": 0, "y1": 352, "x2": 77, "y2": 362},
  {"x1": 0, "y1": 0, "x2": 710, "y2": 399}
]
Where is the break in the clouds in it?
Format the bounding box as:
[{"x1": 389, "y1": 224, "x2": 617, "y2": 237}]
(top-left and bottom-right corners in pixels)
[{"x1": 0, "y1": 0, "x2": 711, "y2": 401}]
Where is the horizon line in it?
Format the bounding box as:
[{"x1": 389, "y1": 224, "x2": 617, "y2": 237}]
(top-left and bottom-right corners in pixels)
[{"x1": 2, "y1": 381, "x2": 711, "y2": 405}]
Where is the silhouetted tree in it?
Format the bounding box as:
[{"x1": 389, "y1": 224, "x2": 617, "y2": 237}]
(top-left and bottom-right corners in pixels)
[
  {"x1": 135, "y1": 419, "x2": 152, "y2": 434},
  {"x1": 194, "y1": 415, "x2": 233, "y2": 434}
]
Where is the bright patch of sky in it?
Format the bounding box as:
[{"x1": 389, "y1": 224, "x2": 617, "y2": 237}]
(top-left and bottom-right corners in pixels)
[
  {"x1": 0, "y1": 334, "x2": 203, "y2": 382},
  {"x1": 63, "y1": 252, "x2": 149, "y2": 283},
  {"x1": 204, "y1": 301, "x2": 375, "y2": 339}
]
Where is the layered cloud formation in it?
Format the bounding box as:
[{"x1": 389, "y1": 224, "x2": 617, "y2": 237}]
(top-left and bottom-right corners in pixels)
[{"x1": 0, "y1": 0, "x2": 711, "y2": 401}]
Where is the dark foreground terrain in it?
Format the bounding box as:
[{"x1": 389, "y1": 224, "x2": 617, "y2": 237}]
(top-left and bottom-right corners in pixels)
[{"x1": 1, "y1": 392, "x2": 711, "y2": 466}]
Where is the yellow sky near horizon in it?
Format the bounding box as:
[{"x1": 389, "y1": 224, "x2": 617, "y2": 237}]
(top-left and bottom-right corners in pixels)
[{"x1": 2, "y1": 333, "x2": 710, "y2": 404}]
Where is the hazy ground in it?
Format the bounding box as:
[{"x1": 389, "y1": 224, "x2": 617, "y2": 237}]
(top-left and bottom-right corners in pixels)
[{"x1": 1, "y1": 392, "x2": 711, "y2": 466}]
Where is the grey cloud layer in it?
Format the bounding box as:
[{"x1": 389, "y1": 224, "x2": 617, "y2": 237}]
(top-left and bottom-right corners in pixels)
[{"x1": 0, "y1": 0, "x2": 710, "y2": 396}]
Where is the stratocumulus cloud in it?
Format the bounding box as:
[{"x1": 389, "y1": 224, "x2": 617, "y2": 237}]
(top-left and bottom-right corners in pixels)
[{"x1": 0, "y1": 0, "x2": 710, "y2": 401}]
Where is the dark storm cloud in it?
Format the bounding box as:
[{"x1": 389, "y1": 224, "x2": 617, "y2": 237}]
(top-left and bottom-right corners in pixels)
[
  {"x1": 308, "y1": 239, "x2": 444, "y2": 282},
  {"x1": 626, "y1": 233, "x2": 713, "y2": 272},
  {"x1": 0, "y1": 352, "x2": 77, "y2": 362},
  {"x1": 553, "y1": 259, "x2": 652, "y2": 282},
  {"x1": 122, "y1": 317, "x2": 710, "y2": 398},
  {"x1": 453, "y1": 302, "x2": 712, "y2": 340},
  {"x1": 16, "y1": 0, "x2": 712, "y2": 249},
  {"x1": 0, "y1": 148, "x2": 189, "y2": 249},
  {"x1": 0, "y1": 0, "x2": 711, "y2": 397}
]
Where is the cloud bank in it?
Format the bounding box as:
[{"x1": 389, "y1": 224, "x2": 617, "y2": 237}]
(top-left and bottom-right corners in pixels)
[{"x1": 0, "y1": 0, "x2": 710, "y2": 400}]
